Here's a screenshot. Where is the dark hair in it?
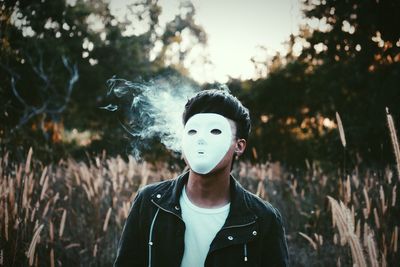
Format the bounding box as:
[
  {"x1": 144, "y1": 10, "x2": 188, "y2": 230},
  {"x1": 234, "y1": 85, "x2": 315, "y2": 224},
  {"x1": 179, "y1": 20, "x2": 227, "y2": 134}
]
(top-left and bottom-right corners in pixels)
[{"x1": 182, "y1": 89, "x2": 251, "y2": 140}]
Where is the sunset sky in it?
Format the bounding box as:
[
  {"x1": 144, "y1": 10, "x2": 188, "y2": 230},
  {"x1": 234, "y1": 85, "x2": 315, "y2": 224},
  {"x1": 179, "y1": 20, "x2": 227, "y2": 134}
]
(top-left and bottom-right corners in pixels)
[
  {"x1": 158, "y1": 0, "x2": 303, "y2": 83},
  {"x1": 109, "y1": 0, "x2": 304, "y2": 83}
]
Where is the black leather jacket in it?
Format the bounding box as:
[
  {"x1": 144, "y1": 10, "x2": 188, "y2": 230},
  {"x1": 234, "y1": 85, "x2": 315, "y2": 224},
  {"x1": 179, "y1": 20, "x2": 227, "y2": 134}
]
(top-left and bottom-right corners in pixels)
[{"x1": 114, "y1": 172, "x2": 289, "y2": 267}]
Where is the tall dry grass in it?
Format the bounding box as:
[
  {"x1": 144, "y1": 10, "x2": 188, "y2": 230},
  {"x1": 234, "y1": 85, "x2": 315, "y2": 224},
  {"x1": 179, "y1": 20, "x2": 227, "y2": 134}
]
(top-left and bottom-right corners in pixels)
[
  {"x1": 234, "y1": 157, "x2": 399, "y2": 266},
  {"x1": 0, "y1": 111, "x2": 399, "y2": 266},
  {"x1": 0, "y1": 149, "x2": 179, "y2": 266},
  {"x1": 276, "y1": 109, "x2": 400, "y2": 266}
]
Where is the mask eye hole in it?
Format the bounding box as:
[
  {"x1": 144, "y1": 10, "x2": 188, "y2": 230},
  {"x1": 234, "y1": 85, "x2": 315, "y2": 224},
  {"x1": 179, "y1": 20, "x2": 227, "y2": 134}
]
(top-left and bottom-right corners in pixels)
[
  {"x1": 188, "y1": 129, "x2": 197, "y2": 135},
  {"x1": 210, "y1": 129, "x2": 222, "y2": 135}
]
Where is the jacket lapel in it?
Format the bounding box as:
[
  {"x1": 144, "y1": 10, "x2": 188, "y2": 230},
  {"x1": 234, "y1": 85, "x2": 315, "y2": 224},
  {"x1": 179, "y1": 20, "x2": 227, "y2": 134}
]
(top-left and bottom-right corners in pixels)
[{"x1": 150, "y1": 171, "x2": 259, "y2": 252}]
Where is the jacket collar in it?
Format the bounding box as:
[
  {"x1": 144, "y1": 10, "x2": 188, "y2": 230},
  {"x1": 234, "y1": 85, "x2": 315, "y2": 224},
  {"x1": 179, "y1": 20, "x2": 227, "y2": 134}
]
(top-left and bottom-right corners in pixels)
[{"x1": 150, "y1": 171, "x2": 258, "y2": 227}]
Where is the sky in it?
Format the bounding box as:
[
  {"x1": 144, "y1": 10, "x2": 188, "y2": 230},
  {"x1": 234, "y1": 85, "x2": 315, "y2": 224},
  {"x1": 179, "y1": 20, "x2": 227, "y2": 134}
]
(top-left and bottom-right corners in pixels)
[
  {"x1": 109, "y1": 0, "x2": 304, "y2": 84},
  {"x1": 158, "y1": 0, "x2": 303, "y2": 83}
]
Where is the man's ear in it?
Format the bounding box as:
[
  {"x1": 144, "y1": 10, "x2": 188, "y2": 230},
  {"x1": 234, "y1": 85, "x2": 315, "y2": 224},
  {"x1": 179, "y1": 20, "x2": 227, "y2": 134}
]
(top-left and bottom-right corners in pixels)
[{"x1": 235, "y1": 139, "x2": 247, "y2": 156}]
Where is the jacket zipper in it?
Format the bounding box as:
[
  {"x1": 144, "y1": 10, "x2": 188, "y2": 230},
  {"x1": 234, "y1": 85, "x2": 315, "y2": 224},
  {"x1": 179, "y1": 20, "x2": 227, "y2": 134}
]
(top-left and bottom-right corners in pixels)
[
  {"x1": 221, "y1": 220, "x2": 256, "y2": 230},
  {"x1": 206, "y1": 220, "x2": 256, "y2": 264},
  {"x1": 148, "y1": 208, "x2": 160, "y2": 267},
  {"x1": 148, "y1": 199, "x2": 184, "y2": 267},
  {"x1": 151, "y1": 200, "x2": 257, "y2": 265},
  {"x1": 243, "y1": 243, "x2": 248, "y2": 262},
  {"x1": 150, "y1": 199, "x2": 183, "y2": 221}
]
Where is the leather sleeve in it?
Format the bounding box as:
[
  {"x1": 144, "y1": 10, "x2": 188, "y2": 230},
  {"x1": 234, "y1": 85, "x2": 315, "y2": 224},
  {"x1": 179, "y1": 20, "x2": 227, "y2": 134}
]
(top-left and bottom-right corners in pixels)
[
  {"x1": 114, "y1": 190, "x2": 146, "y2": 267},
  {"x1": 262, "y1": 208, "x2": 289, "y2": 267}
]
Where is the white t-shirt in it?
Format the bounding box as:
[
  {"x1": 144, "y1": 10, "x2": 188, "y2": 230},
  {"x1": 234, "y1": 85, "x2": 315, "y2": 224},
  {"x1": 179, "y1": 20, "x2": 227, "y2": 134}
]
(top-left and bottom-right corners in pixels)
[{"x1": 179, "y1": 186, "x2": 230, "y2": 267}]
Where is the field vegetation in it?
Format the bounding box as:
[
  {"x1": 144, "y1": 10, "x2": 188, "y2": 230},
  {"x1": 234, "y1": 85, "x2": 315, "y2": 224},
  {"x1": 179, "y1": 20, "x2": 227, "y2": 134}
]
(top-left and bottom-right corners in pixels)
[{"x1": 1, "y1": 129, "x2": 398, "y2": 266}]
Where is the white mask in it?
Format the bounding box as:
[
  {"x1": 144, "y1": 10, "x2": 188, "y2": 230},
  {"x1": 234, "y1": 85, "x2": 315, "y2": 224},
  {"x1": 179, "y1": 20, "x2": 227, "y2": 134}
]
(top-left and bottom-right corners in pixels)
[{"x1": 182, "y1": 113, "x2": 233, "y2": 174}]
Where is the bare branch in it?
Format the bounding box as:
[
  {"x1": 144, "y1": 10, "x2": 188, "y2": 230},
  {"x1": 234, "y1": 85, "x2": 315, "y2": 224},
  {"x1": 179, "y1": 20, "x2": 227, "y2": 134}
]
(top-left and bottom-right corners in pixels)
[
  {"x1": 1, "y1": 54, "x2": 79, "y2": 131},
  {"x1": 46, "y1": 56, "x2": 79, "y2": 114}
]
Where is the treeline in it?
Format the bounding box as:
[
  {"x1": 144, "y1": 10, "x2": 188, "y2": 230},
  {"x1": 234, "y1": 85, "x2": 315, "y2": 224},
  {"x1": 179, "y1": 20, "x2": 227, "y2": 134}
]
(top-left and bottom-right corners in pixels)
[
  {"x1": 230, "y1": 0, "x2": 400, "y2": 168},
  {"x1": 1, "y1": 0, "x2": 399, "y2": 170},
  {"x1": 0, "y1": 0, "x2": 204, "y2": 161}
]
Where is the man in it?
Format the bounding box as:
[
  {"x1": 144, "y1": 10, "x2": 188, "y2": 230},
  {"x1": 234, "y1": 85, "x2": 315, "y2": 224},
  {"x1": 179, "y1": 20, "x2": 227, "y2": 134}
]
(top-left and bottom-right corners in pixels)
[{"x1": 114, "y1": 89, "x2": 289, "y2": 267}]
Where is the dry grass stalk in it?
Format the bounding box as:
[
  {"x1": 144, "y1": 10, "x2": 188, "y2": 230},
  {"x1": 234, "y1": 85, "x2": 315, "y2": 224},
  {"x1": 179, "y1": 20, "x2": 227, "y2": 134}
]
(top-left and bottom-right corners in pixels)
[
  {"x1": 386, "y1": 108, "x2": 400, "y2": 179},
  {"x1": 93, "y1": 243, "x2": 98, "y2": 257},
  {"x1": 13, "y1": 202, "x2": 18, "y2": 218},
  {"x1": 352, "y1": 172, "x2": 360, "y2": 189},
  {"x1": 363, "y1": 187, "x2": 371, "y2": 219},
  {"x1": 39, "y1": 166, "x2": 47, "y2": 186},
  {"x1": 127, "y1": 155, "x2": 135, "y2": 180},
  {"x1": 356, "y1": 220, "x2": 361, "y2": 239},
  {"x1": 385, "y1": 167, "x2": 393, "y2": 185},
  {"x1": 25, "y1": 147, "x2": 33, "y2": 174},
  {"x1": 59, "y1": 209, "x2": 67, "y2": 238},
  {"x1": 392, "y1": 185, "x2": 397, "y2": 207},
  {"x1": 363, "y1": 223, "x2": 370, "y2": 247},
  {"x1": 256, "y1": 180, "x2": 266, "y2": 199},
  {"x1": 82, "y1": 184, "x2": 92, "y2": 201},
  {"x1": 22, "y1": 173, "x2": 29, "y2": 209},
  {"x1": 381, "y1": 253, "x2": 387, "y2": 267},
  {"x1": 24, "y1": 205, "x2": 30, "y2": 224},
  {"x1": 33, "y1": 219, "x2": 40, "y2": 232},
  {"x1": 74, "y1": 172, "x2": 81, "y2": 186},
  {"x1": 379, "y1": 186, "x2": 387, "y2": 214},
  {"x1": 314, "y1": 233, "x2": 323, "y2": 246},
  {"x1": 42, "y1": 198, "x2": 51, "y2": 218},
  {"x1": 122, "y1": 201, "x2": 129, "y2": 219},
  {"x1": 49, "y1": 221, "x2": 54, "y2": 241},
  {"x1": 373, "y1": 208, "x2": 380, "y2": 229},
  {"x1": 9, "y1": 178, "x2": 15, "y2": 210},
  {"x1": 328, "y1": 196, "x2": 368, "y2": 266},
  {"x1": 50, "y1": 249, "x2": 55, "y2": 267},
  {"x1": 53, "y1": 192, "x2": 60, "y2": 204},
  {"x1": 65, "y1": 243, "x2": 80, "y2": 249},
  {"x1": 366, "y1": 233, "x2": 379, "y2": 267},
  {"x1": 139, "y1": 162, "x2": 149, "y2": 189},
  {"x1": 391, "y1": 226, "x2": 398, "y2": 253},
  {"x1": 103, "y1": 207, "x2": 112, "y2": 232},
  {"x1": 395, "y1": 226, "x2": 398, "y2": 253},
  {"x1": 299, "y1": 232, "x2": 317, "y2": 250},
  {"x1": 329, "y1": 198, "x2": 349, "y2": 245},
  {"x1": 352, "y1": 193, "x2": 360, "y2": 208},
  {"x1": 290, "y1": 179, "x2": 298, "y2": 197},
  {"x1": 345, "y1": 175, "x2": 351, "y2": 205},
  {"x1": 16, "y1": 165, "x2": 22, "y2": 187},
  {"x1": 333, "y1": 233, "x2": 338, "y2": 245},
  {"x1": 348, "y1": 233, "x2": 367, "y2": 267},
  {"x1": 30, "y1": 205, "x2": 36, "y2": 222},
  {"x1": 28, "y1": 172, "x2": 35, "y2": 196},
  {"x1": 26, "y1": 224, "x2": 44, "y2": 266},
  {"x1": 336, "y1": 112, "x2": 346, "y2": 148},
  {"x1": 252, "y1": 147, "x2": 258, "y2": 160},
  {"x1": 4, "y1": 201, "x2": 9, "y2": 241},
  {"x1": 40, "y1": 175, "x2": 49, "y2": 201}
]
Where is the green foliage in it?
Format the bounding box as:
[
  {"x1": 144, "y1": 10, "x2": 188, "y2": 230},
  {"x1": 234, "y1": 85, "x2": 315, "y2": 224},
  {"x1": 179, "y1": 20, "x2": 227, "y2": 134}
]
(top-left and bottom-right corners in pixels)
[
  {"x1": 1, "y1": 0, "x2": 398, "y2": 168},
  {"x1": 0, "y1": 0, "x2": 206, "y2": 161},
  {"x1": 231, "y1": 0, "x2": 400, "y2": 168}
]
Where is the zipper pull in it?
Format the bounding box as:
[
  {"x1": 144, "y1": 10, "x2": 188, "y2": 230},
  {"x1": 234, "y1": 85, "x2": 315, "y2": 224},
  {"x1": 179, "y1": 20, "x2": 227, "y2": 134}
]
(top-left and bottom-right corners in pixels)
[{"x1": 243, "y1": 243, "x2": 248, "y2": 262}]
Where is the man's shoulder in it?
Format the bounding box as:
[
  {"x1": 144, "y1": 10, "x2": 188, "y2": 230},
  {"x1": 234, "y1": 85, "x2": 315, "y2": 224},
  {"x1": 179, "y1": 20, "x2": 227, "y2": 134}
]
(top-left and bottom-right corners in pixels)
[
  {"x1": 138, "y1": 178, "x2": 176, "y2": 198},
  {"x1": 241, "y1": 187, "x2": 282, "y2": 221}
]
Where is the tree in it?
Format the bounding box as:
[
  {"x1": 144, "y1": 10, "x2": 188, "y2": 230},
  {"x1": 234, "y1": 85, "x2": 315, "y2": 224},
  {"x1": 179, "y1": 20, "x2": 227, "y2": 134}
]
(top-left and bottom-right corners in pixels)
[
  {"x1": 234, "y1": 0, "x2": 400, "y2": 167},
  {"x1": 0, "y1": 0, "x2": 206, "y2": 161}
]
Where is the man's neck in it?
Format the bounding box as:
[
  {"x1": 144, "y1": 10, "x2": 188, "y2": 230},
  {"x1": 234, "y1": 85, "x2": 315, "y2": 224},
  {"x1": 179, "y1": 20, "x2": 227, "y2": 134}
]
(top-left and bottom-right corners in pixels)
[{"x1": 185, "y1": 168, "x2": 231, "y2": 209}]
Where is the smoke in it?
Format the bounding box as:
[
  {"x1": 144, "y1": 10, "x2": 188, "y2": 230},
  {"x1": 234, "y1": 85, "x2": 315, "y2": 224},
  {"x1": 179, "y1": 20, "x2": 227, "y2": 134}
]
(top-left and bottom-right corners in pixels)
[{"x1": 101, "y1": 74, "x2": 199, "y2": 158}]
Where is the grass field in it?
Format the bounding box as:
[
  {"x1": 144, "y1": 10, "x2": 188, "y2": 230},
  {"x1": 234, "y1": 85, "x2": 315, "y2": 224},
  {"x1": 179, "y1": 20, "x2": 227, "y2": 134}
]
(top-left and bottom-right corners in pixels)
[{"x1": 0, "y1": 146, "x2": 398, "y2": 266}]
